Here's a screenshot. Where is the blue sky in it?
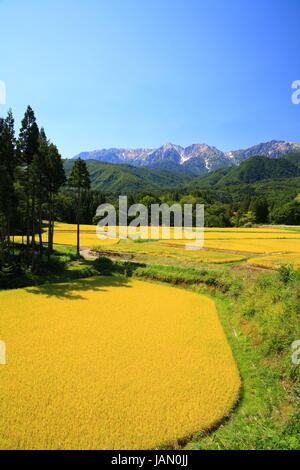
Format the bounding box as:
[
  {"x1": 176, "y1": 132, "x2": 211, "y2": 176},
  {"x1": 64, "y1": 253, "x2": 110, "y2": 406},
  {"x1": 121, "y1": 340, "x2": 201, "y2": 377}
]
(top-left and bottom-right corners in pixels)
[{"x1": 1, "y1": 0, "x2": 299, "y2": 157}]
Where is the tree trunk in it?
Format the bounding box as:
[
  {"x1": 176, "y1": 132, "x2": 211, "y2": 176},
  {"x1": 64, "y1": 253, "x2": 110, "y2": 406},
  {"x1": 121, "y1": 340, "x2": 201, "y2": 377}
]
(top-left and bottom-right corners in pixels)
[
  {"x1": 76, "y1": 189, "x2": 81, "y2": 258},
  {"x1": 77, "y1": 220, "x2": 80, "y2": 257},
  {"x1": 48, "y1": 196, "x2": 55, "y2": 254},
  {"x1": 26, "y1": 196, "x2": 30, "y2": 248},
  {"x1": 31, "y1": 196, "x2": 36, "y2": 266},
  {"x1": 51, "y1": 218, "x2": 54, "y2": 251},
  {"x1": 6, "y1": 216, "x2": 11, "y2": 264},
  {"x1": 38, "y1": 201, "x2": 43, "y2": 257},
  {"x1": 26, "y1": 167, "x2": 30, "y2": 251},
  {"x1": 31, "y1": 196, "x2": 36, "y2": 250},
  {"x1": 48, "y1": 197, "x2": 52, "y2": 260},
  {"x1": 0, "y1": 215, "x2": 4, "y2": 266}
]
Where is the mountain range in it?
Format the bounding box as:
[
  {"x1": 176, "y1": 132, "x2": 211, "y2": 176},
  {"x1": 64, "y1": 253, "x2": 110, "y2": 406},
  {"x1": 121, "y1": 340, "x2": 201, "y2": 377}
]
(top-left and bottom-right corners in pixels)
[
  {"x1": 72, "y1": 140, "x2": 300, "y2": 175},
  {"x1": 64, "y1": 152, "x2": 300, "y2": 194}
]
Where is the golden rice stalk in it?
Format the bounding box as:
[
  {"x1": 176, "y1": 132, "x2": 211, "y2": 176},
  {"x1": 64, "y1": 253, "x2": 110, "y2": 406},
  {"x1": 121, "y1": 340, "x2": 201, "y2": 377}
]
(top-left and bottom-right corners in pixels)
[{"x1": 0, "y1": 278, "x2": 240, "y2": 450}]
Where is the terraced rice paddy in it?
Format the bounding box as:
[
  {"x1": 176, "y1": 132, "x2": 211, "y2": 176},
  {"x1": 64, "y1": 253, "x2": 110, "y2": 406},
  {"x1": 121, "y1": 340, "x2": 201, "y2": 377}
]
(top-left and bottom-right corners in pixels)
[
  {"x1": 199, "y1": 231, "x2": 300, "y2": 239},
  {"x1": 95, "y1": 240, "x2": 246, "y2": 264},
  {"x1": 204, "y1": 237, "x2": 300, "y2": 254},
  {"x1": 48, "y1": 231, "x2": 119, "y2": 247},
  {"x1": 247, "y1": 253, "x2": 300, "y2": 270},
  {"x1": 15, "y1": 222, "x2": 300, "y2": 266},
  {"x1": 15, "y1": 230, "x2": 119, "y2": 247},
  {"x1": 160, "y1": 238, "x2": 300, "y2": 254},
  {"x1": 0, "y1": 278, "x2": 240, "y2": 450}
]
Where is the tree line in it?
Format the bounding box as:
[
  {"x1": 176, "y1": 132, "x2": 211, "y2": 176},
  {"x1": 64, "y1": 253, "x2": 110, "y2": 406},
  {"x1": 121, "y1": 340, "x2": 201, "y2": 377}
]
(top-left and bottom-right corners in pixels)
[
  {"x1": 54, "y1": 185, "x2": 300, "y2": 230},
  {"x1": 0, "y1": 106, "x2": 91, "y2": 268}
]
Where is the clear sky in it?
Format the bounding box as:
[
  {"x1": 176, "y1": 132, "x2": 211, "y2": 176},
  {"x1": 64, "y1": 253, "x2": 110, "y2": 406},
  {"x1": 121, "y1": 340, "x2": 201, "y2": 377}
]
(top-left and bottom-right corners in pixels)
[{"x1": 1, "y1": 0, "x2": 299, "y2": 157}]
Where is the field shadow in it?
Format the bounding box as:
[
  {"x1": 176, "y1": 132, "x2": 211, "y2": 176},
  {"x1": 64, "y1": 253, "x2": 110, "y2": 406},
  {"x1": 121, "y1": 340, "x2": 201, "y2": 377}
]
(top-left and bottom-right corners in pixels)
[{"x1": 25, "y1": 275, "x2": 131, "y2": 300}]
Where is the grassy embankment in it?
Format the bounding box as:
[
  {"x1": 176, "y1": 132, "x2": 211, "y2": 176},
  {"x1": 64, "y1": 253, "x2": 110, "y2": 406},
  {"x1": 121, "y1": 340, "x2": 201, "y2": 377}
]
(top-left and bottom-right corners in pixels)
[{"x1": 132, "y1": 264, "x2": 300, "y2": 450}]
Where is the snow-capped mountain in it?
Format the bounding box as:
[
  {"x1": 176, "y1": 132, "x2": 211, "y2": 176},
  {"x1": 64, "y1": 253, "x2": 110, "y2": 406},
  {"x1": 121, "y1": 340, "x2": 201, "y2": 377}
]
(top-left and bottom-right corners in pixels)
[
  {"x1": 72, "y1": 140, "x2": 300, "y2": 175},
  {"x1": 224, "y1": 140, "x2": 300, "y2": 164}
]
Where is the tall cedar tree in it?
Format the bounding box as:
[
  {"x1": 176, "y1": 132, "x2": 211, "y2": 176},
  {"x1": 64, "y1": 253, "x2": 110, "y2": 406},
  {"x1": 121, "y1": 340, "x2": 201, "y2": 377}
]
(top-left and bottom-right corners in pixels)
[
  {"x1": 17, "y1": 106, "x2": 39, "y2": 250},
  {"x1": 68, "y1": 158, "x2": 91, "y2": 257},
  {"x1": 0, "y1": 110, "x2": 17, "y2": 262},
  {"x1": 43, "y1": 143, "x2": 66, "y2": 254},
  {"x1": 29, "y1": 128, "x2": 48, "y2": 255}
]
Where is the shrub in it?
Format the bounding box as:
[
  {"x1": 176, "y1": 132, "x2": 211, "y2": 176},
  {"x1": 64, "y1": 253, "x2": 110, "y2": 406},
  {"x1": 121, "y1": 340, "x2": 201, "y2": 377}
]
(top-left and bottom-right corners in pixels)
[
  {"x1": 241, "y1": 305, "x2": 256, "y2": 318},
  {"x1": 32, "y1": 255, "x2": 66, "y2": 274},
  {"x1": 228, "y1": 278, "x2": 243, "y2": 298},
  {"x1": 278, "y1": 264, "x2": 295, "y2": 284},
  {"x1": 0, "y1": 265, "x2": 15, "y2": 289},
  {"x1": 93, "y1": 256, "x2": 114, "y2": 275},
  {"x1": 0, "y1": 264, "x2": 26, "y2": 289},
  {"x1": 115, "y1": 261, "x2": 145, "y2": 277}
]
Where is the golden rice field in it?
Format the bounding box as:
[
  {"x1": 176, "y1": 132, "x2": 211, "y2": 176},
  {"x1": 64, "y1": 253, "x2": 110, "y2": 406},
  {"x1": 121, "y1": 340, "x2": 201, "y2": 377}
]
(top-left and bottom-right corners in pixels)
[
  {"x1": 15, "y1": 222, "x2": 300, "y2": 262},
  {"x1": 54, "y1": 224, "x2": 201, "y2": 242},
  {"x1": 247, "y1": 253, "x2": 300, "y2": 270},
  {"x1": 198, "y1": 232, "x2": 300, "y2": 239},
  {"x1": 53, "y1": 222, "x2": 101, "y2": 232},
  {"x1": 15, "y1": 231, "x2": 119, "y2": 247},
  {"x1": 96, "y1": 240, "x2": 246, "y2": 264},
  {"x1": 0, "y1": 278, "x2": 240, "y2": 450},
  {"x1": 204, "y1": 238, "x2": 300, "y2": 254},
  {"x1": 200, "y1": 227, "x2": 296, "y2": 232},
  {"x1": 53, "y1": 223, "x2": 299, "y2": 240},
  {"x1": 160, "y1": 237, "x2": 300, "y2": 254},
  {"x1": 51, "y1": 223, "x2": 300, "y2": 255}
]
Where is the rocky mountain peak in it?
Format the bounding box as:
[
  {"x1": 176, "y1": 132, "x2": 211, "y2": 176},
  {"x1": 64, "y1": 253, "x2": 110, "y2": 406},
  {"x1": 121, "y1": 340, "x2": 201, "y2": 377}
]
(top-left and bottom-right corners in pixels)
[{"x1": 72, "y1": 140, "x2": 300, "y2": 175}]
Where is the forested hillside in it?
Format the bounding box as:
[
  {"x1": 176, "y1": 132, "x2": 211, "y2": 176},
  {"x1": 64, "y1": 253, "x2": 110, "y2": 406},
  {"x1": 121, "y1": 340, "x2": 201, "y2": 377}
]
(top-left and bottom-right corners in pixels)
[
  {"x1": 62, "y1": 154, "x2": 300, "y2": 227},
  {"x1": 189, "y1": 153, "x2": 300, "y2": 187},
  {"x1": 64, "y1": 159, "x2": 193, "y2": 192}
]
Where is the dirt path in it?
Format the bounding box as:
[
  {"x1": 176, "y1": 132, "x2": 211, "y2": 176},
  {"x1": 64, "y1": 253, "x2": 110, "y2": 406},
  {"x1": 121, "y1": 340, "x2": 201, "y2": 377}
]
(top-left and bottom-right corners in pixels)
[
  {"x1": 80, "y1": 247, "x2": 98, "y2": 260},
  {"x1": 80, "y1": 247, "x2": 141, "y2": 264}
]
